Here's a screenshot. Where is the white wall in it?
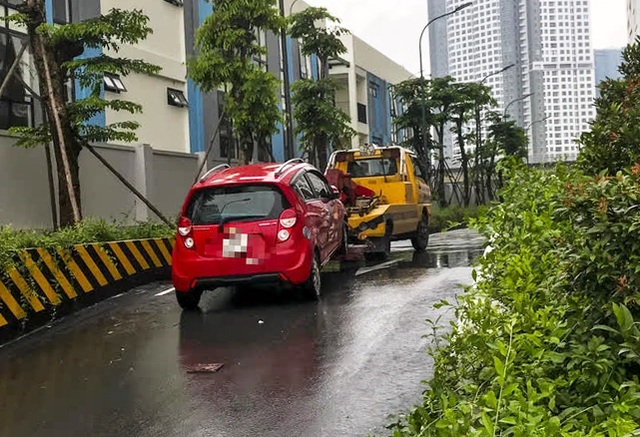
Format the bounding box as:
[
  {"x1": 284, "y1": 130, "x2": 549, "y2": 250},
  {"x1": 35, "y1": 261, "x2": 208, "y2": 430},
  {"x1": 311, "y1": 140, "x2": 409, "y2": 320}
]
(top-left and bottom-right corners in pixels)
[
  {"x1": 102, "y1": 0, "x2": 190, "y2": 153},
  {"x1": 0, "y1": 133, "x2": 200, "y2": 229},
  {"x1": 350, "y1": 35, "x2": 412, "y2": 84}
]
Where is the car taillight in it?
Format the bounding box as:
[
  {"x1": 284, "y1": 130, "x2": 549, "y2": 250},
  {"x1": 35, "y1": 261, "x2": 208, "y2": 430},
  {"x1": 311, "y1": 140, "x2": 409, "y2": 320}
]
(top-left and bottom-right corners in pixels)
[
  {"x1": 177, "y1": 217, "x2": 195, "y2": 249},
  {"x1": 277, "y1": 208, "x2": 297, "y2": 243},
  {"x1": 177, "y1": 217, "x2": 192, "y2": 237},
  {"x1": 279, "y1": 209, "x2": 297, "y2": 229}
]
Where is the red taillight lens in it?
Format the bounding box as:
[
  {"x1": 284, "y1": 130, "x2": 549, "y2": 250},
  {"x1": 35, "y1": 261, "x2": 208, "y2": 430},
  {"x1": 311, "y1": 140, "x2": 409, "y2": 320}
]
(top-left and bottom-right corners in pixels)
[
  {"x1": 277, "y1": 209, "x2": 297, "y2": 243},
  {"x1": 177, "y1": 216, "x2": 192, "y2": 237},
  {"x1": 279, "y1": 209, "x2": 297, "y2": 229}
]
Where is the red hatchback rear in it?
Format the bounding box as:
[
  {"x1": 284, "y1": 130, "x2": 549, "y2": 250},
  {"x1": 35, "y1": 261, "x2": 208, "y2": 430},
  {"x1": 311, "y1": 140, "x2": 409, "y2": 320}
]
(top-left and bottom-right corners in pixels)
[{"x1": 172, "y1": 159, "x2": 346, "y2": 309}]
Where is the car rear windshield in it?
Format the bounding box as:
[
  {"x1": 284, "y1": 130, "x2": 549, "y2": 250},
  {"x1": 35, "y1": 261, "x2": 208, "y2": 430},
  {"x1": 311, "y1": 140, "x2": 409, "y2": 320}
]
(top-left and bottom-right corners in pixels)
[
  {"x1": 347, "y1": 158, "x2": 398, "y2": 178},
  {"x1": 184, "y1": 185, "x2": 290, "y2": 225}
]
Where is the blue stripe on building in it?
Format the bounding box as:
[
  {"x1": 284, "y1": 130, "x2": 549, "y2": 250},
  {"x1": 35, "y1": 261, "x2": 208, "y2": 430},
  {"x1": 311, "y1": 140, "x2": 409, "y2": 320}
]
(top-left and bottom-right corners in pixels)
[
  {"x1": 45, "y1": 0, "x2": 53, "y2": 23},
  {"x1": 367, "y1": 73, "x2": 389, "y2": 145},
  {"x1": 188, "y1": 0, "x2": 214, "y2": 154}
]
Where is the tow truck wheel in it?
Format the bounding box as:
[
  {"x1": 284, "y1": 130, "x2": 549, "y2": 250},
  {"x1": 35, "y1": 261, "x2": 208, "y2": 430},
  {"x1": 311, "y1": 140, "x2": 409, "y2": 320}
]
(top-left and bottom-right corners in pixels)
[{"x1": 411, "y1": 213, "x2": 429, "y2": 252}]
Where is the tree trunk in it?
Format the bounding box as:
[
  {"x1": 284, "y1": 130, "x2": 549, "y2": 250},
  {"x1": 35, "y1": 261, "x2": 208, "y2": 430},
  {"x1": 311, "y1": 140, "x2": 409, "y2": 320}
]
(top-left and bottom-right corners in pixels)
[
  {"x1": 24, "y1": 0, "x2": 82, "y2": 227},
  {"x1": 486, "y1": 158, "x2": 495, "y2": 202},
  {"x1": 240, "y1": 138, "x2": 253, "y2": 165},
  {"x1": 456, "y1": 119, "x2": 470, "y2": 207},
  {"x1": 436, "y1": 122, "x2": 447, "y2": 207},
  {"x1": 474, "y1": 105, "x2": 485, "y2": 205},
  {"x1": 437, "y1": 145, "x2": 446, "y2": 208}
]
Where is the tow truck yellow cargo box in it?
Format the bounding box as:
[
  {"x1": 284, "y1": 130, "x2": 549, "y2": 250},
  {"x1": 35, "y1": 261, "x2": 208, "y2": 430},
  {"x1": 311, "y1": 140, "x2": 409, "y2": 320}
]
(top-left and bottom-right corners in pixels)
[{"x1": 325, "y1": 145, "x2": 432, "y2": 259}]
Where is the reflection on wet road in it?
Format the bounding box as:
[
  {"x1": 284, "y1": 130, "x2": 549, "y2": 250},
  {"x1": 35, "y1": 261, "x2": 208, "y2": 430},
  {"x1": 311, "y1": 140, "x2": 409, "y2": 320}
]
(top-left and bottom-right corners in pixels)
[{"x1": 0, "y1": 230, "x2": 484, "y2": 437}]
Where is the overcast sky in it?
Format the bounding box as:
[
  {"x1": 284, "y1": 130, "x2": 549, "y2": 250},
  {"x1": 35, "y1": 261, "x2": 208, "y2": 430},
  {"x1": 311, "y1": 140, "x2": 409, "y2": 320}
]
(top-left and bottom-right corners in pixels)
[{"x1": 305, "y1": 0, "x2": 628, "y2": 75}]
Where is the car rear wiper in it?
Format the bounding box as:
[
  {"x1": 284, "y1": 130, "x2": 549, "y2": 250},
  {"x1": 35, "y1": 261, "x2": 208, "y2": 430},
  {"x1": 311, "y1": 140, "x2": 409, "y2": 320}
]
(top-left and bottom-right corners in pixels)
[{"x1": 218, "y1": 215, "x2": 266, "y2": 231}]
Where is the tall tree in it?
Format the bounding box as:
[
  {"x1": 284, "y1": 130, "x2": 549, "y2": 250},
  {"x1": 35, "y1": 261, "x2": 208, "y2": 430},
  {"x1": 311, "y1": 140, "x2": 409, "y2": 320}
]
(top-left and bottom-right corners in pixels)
[
  {"x1": 8, "y1": 3, "x2": 160, "y2": 227},
  {"x1": 485, "y1": 111, "x2": 528, "y2": 199},
  {"x1": 188, "y1": 0, "x2": 284, "y2": 165},
  {"x1": 289, "y1": 7, "x2": 353, "y2": 167},
  {"x1": 291, "y1": 78, "x2": 354, "y2": 160},
  {"x1": 426, "y1": 76, "x2": 457, "y2": 207},
  {"x1": 391, "y1": 77, "x2": 434, "y2": 179},
  {"x1": 449, "y1": 82, "x2": 493, "y2": 206},
  {"x1": 578, "y1": 37, "x2": 640, "y2": 175}
]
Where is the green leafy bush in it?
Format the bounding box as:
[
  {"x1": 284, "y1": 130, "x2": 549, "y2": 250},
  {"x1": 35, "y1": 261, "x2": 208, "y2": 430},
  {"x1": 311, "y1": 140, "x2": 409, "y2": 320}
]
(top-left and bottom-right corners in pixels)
[
  {"x1": 377, "y1": 162, "x2": 640, "y2": 436},
  {"x1": 0, "y1": 219, "x2": 173, "y2": 267},
  {"x1": 578, "y1": 38, "x2": 640, "y2": 175}
]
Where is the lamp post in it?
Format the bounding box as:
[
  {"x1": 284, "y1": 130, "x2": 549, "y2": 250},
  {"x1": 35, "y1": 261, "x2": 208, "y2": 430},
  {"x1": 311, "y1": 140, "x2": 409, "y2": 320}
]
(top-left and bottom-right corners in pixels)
[
  {"x1": 289, "y1": 0, "x2": 300, "y2": 15},
  {"x1": 473, "y1": 63, "x2": 514, "y2": 204},
  {"x1": 504, "y1": 92, "x2": 533, "y2": 119},
  {"x1": 418, "y1": 1, "x2": 472, "y2": 184},
  {"x1": 525, "y1": 115, "x2": 550, "y2": 164}
]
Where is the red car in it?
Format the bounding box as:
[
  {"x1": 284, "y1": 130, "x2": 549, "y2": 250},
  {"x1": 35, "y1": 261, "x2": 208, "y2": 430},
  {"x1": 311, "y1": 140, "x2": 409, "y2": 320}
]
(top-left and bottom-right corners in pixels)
[{"x1": 172, "y1": 159, "x2": 347, "y2": 310}]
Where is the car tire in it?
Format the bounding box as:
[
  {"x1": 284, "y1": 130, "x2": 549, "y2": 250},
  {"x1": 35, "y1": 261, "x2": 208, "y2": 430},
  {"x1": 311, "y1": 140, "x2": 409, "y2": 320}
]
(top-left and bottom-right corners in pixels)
[
  {"x1": 338, "y1": 222, "x2": 349, "y2": 256},
  {"x1": 301, "y1": 253, "x2": 322, "y2": 300},
  {"x1": 411, "y1": 213, "x2": 429, "y2": 253},
  {"x1": 175, "y1": 290, "x2": 202, "y2": 311}
]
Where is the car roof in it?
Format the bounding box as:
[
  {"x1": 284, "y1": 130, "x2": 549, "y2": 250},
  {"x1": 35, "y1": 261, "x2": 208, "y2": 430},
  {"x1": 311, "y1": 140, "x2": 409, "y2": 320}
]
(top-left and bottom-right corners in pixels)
[{"x1": 195, "y1": 161, "x2": 316, "y2": 189}]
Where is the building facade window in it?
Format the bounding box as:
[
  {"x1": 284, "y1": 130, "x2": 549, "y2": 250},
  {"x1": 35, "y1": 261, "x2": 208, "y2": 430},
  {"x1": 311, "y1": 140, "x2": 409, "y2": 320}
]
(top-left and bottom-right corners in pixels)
[
  {"x1": 357, "y1": 103, "x2": 367, "y2": 124},
  {"x1": 167, "y1": 88, "x2": 189, "y2": 107},
  {"x1": 52, "y1": 0, "x2": 71, "y2": 24},
  {"x1": 369, "y1": 82, "x2": 379, "y2": 98},
  {"x1": 104, "y1": 74, "x2": 126, "y2": 93},
  {"x1": 0, "y1": 1, "x2": 35, "y2": 130}
]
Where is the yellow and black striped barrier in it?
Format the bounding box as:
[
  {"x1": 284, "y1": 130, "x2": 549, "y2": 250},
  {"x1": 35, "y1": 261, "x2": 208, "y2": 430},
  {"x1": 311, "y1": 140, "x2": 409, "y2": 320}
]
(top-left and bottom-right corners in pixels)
[{"x1": 0, "y1": 238, "x2": 174, "y2": 343}]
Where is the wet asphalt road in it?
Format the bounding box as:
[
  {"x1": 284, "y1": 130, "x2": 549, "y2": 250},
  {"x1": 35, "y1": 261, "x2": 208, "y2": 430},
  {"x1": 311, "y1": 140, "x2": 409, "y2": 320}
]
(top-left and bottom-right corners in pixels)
[{"x1": 0, "y1": 230, "x2": 484, "y2": 437}]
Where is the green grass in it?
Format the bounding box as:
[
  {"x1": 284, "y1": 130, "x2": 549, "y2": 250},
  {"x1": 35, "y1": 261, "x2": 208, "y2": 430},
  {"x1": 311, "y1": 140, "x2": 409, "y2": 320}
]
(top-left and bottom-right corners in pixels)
[{"x1": 429, "y1": 205, "x2": 486, "y2": 233}]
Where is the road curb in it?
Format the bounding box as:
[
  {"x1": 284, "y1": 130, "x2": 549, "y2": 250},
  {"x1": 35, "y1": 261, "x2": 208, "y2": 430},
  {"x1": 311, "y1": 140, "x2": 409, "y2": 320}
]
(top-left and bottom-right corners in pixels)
[{"x1": 0, "y1": 238, "x2": 174, "y2": 345}]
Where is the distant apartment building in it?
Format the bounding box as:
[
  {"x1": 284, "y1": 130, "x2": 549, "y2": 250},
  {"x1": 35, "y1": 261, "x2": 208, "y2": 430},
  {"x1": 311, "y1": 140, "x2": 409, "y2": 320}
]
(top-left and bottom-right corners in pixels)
[
  {"x1": 428, "y1": 0, "x2": 596, "y2": 163},
  {"x1": 0, "y1": 0, "x2": 406, "y2": 164},
  {"x1": 594, "y1": 48, "x2": 624, "y2": 97},
  {"x1": 629, "y1": 0, "x2": 640, "y2": 43}
]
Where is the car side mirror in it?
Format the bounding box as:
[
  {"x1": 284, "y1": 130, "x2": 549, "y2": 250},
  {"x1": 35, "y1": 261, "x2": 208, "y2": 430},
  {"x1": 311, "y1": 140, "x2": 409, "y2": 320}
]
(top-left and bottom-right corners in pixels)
[{"x1": 330, "y1": 185, "x2": 340, "y2": 200}]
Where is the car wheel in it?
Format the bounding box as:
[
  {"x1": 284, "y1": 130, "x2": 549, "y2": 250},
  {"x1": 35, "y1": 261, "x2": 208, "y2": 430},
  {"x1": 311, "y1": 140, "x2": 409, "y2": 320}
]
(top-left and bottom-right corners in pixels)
[
  {"x1": 302, "y1": 253, "x2": 322, "y2": 300},
  {"x1": 411, "y1": 213, "x2": 430, "y2": 253},
  {"x1": 175, "y1": 290, "x2": 202, "y2": 311}
]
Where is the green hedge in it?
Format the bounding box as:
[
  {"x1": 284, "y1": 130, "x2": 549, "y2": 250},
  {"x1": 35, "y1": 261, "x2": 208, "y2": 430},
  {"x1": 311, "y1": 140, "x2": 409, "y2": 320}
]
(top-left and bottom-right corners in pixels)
[
  {"x1": 377, "y1": 162, "x2": 640, "y2": 436},
  {"x1": 429, "y1": 205, "x2": 486, "y2": 233},
  {"x1": 0, "y1": 219, "x2": 173, "y2": 266}
]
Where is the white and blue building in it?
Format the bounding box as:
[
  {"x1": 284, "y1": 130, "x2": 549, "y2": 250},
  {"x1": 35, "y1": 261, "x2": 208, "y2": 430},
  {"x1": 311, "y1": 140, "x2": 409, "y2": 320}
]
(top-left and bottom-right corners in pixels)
[{"x1": 0, "y1": 0, "x2": 410, "y2": 163}]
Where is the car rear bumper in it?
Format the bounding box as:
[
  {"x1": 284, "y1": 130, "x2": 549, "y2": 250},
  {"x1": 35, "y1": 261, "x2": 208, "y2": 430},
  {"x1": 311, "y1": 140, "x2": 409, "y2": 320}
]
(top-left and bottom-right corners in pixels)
[
  {"x1": 190, "y1": 273, "x2": 283, "y2": 290},
  {"x1": 172, "y1": 246, "x2": 313, "y2": 292}
]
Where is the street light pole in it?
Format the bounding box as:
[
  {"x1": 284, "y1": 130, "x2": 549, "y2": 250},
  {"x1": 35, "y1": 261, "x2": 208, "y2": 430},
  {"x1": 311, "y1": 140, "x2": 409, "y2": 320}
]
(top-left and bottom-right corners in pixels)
[
  {"x1": 525, "y1": 115, "x2": 550, "y2": 164},
  {"x1": 504, "y1": 92, "x2": 533, "y2": 119},
  {"x1": 418, "y1": 1, "x2": 472, "y2": 185},
  {"x1": 289, "y1": 0, "x2": 300, "y2": 15}
]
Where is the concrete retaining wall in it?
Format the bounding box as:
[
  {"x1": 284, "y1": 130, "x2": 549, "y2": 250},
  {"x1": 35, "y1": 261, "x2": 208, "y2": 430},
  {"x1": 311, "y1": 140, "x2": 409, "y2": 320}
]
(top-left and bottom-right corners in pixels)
[
  {"x1": 0, "y1": 237, "x2": 175, "y2": 344},
  {"x1": 0, "y1": 132, "x2": 201, "y2": 229}
]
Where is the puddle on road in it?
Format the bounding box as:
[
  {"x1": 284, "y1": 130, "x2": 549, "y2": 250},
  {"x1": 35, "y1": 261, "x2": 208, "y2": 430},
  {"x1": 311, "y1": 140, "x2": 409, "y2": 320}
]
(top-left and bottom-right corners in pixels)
[{"x1": 327, "y1": 247, "x2": 484, "y2": 278}]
